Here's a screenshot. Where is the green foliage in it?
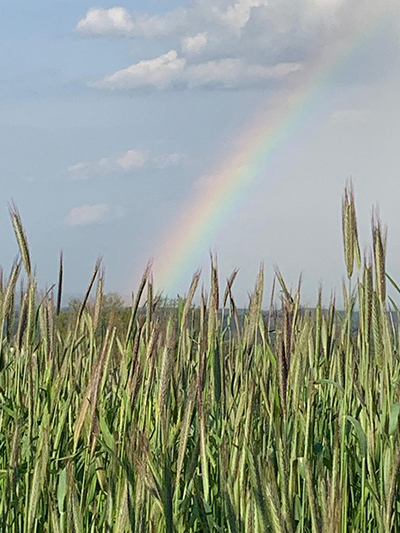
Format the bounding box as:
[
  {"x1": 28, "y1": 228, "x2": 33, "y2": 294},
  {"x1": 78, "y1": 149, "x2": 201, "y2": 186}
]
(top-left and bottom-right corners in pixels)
[{"x1": 0, "y1": 187, "x2": 400, "y2": 532}]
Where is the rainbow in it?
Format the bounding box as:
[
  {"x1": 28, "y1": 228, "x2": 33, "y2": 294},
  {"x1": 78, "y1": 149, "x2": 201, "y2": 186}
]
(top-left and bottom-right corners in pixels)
[{"x1": 149, "y1": 6, "x2": 394, "y2": 294}]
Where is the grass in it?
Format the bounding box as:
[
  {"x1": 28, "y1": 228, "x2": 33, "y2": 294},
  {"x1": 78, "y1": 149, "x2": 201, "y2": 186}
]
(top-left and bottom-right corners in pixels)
[{"x1": 1, "y1": 184, "x2": 400, "y2": 531}]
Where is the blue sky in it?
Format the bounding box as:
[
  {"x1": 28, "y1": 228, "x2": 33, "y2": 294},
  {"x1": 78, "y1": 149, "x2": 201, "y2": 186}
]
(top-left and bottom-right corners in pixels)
[{"x1": 0, "y1": 0, "x2": 399, "y2": 304}]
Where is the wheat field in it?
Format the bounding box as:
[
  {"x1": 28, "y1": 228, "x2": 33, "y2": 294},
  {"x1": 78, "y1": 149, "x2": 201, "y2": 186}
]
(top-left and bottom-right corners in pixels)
[{"x1": 0, "y1": 186, "x2": 400, "y2": 532}]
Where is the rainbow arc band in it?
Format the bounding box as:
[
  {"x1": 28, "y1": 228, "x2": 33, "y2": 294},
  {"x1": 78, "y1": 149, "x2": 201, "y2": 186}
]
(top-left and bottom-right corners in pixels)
[{"x1": 146, "y1": 6, "x2": 394, "y2": 294}]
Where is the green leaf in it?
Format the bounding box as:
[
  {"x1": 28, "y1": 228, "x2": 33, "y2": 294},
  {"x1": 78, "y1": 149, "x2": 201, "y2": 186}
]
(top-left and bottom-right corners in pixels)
[
  {"x1": 316, "y1": 379, "x2": 345, "y2": 394},
  {"x1": 389, "y1": 403, "x2": 400, "y2": 436},
  {"x1": 57, "y1": 467, "x2": 67, "y2": 514},
  {"x1": 99, "y1": 413, "x2": 115, "y2": 451},
  {"x1": 346, "y1": 415, "x2": 367, "y2": 458}
]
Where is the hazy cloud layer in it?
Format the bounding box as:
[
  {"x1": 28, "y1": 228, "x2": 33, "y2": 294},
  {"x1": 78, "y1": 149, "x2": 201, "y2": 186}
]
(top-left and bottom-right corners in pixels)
[
  {"x1": 65, "y1": 204, "x2": 126, "y2": 226},
  {"x1": 67, "y1": 148, "x2": 183, "y2": 180}
]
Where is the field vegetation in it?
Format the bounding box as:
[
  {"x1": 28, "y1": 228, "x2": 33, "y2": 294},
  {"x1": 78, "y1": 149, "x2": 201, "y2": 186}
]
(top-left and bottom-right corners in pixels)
[{"x1": 1, "y1": 185, "x2": 400, "y2": 532}]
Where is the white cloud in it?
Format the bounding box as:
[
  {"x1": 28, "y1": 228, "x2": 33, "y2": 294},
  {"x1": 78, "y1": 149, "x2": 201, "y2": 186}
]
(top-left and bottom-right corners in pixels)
[
  {"x1": 76, "y1": 1, "x2": 271, "y2": 39},
  {"x1": 97, "y1": 50, "x2": 186, "y2": 90},
  {"x1": 76, "y1": 2, "x2": 270, "y2": 39},
  {"x1": 68, "y1": 147, "x2": 182, "y2": 180},
  {"x1": 214, "y1": 0, "x2": 269, "y2": 35},
  {"x1": 186, "y1": 58, "x2": 301, "y2": 89},
  {"x1": 65, "y1": 204, "x2": 124, "y2": 226},
  {"x1": 76, "y1": 7, "x2": 187, "y2": 37},
  {"x1": 117, "y1": 149, "x2": 149, "y2": 170},
  {"x1": 76, "y1": 0, "x2": 356, "y2": 42},
  {"x1": 78, "y1": 1, "x2": 399, "y2": 92},
  {"x1": 67, "y1": 158, "x2": 114, "y2": 180},
  {"x1": 76, "y1": 7, "x2": 134, "y2": 36},
  {"x1": 181, "y1": 32, "x2": 208, "y2": 54},
  {"x1": 97, "y1": 50, "x2": 301, "y2": 90},
  {"x1": 154, "y1": 152, "x2": 184, "y2": 169}
]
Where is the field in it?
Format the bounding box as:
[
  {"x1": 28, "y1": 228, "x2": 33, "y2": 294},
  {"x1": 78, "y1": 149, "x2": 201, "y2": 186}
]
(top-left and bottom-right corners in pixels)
[{"x1": 1, "y1": 186, "x2": 400, "y2": 532}]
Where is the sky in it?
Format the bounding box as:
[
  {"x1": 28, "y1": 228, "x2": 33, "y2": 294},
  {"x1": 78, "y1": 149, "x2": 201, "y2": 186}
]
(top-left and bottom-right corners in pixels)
[{"x1": 0, "y1": 0, "x2": 399, "y2": 306}]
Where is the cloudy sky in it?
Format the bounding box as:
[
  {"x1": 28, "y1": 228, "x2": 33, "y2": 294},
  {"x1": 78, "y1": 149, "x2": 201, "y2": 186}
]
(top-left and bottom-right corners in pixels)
[{"x1": 0, "y1": 0, "x2": 399, "y2": 305}]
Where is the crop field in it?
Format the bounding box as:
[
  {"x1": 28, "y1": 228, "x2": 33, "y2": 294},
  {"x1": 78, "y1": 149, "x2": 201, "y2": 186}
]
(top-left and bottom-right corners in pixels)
[{"x1": 1, "y1": 186, "x2": 400, "y2": 532}]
